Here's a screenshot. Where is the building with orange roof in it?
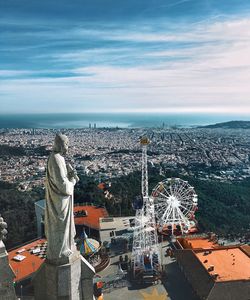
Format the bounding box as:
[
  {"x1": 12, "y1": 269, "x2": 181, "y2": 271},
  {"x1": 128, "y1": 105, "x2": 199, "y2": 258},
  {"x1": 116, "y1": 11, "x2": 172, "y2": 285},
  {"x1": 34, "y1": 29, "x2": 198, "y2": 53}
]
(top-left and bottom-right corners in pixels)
[
  {"x1": 74, "y1": 205, "x2": 109, "y2": 230},
  {"x1": 8, "y1": 238, "x2": 46, "y2": 283},
  {"x1": 176, "y1": 233, "x2": 219, "y2": 250},
  {"x1": 35, "y1": 200, "x2": 109, "y2": 239},
  {"x1": 195, "y1": 247, "x2": 250, "y2": 282},
  {"x1": 9, "y1": 234, "x2": 107, "y2": 284},
  {"x1": 97, "y1": 182, "x2": 106, "y2": 191},
  {"x1": 174, "y1": 235, "x2": 250, "y2": 300}
]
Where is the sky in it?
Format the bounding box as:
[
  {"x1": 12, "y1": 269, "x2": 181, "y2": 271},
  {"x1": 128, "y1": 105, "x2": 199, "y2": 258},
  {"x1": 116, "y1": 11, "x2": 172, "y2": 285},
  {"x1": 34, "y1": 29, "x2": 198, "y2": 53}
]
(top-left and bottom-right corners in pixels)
[{"x1": 1, "y1": 0, "x2": 250, "y2": 114}]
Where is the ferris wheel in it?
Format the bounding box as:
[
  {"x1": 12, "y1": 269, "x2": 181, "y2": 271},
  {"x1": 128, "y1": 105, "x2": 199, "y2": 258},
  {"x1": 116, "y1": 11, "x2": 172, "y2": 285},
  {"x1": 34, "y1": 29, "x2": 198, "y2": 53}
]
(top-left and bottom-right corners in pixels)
[{"x1": 151, "y1": 178, "x2": 198, "y2": 234}]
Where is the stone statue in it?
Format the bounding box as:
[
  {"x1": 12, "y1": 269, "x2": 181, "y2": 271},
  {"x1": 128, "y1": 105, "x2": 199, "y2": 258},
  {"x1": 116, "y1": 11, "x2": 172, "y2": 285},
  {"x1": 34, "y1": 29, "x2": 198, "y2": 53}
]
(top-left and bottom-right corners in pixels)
[
  {"x1": 45, "y1": 133, "x2": 79, "y2": 263},
  {"x1": 0, "y1": 215, "x2": 16, "y2": 300},
  {"x1": 0, "y1": 215, "x2": 8, "y2": 243},
  {"x1": 34, "y1": 134, "x2": 95, "y2": 300}
]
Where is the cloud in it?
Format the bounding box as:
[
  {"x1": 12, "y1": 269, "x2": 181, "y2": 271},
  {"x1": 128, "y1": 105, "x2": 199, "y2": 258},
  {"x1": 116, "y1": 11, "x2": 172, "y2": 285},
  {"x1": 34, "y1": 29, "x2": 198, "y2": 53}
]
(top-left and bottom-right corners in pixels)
[{"x1": 1, "y1": 2, "x2": 250, "y2": 114}]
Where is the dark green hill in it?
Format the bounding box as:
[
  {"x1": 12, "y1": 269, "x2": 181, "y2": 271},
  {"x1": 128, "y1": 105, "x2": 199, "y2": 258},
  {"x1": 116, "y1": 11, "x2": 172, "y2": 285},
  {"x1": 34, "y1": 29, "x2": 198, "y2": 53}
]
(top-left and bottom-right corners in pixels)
[
  {"x1": 0, "y1": 145, "x2": 26, "y2": 156},
  {"x1": 1, "y1": 170, "x2": 249, "y2": 248},
  {"x1": 0, "y1": 181, "x2": 43, "y2": 249},
  {"x1": 201, "y1": 120, "x2": 250, "y2": 129},
  {"x1": 109, "y1": 169, "x2": 250, "y2": 236}
]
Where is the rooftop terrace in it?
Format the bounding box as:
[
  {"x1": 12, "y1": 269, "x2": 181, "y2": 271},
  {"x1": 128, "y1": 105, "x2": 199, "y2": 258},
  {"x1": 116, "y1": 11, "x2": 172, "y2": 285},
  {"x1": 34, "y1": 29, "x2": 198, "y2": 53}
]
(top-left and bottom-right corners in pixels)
[
  {"x1": 195, "y1": 247, "x2": 250, "y2": 282},
  {"x1": 74, "y1": 205, "x2": 109, "y2": 229},
  {"x1": 177, "y1": 236, "x2": 219, "y2": 250},
  {"x1": 9, "y1": 238, "x2": 46, "y2": 282}
]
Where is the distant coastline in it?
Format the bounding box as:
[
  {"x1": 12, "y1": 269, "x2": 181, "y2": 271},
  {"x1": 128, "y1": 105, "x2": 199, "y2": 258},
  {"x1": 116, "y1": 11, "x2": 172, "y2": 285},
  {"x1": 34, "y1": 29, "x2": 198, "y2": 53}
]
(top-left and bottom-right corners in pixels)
[
  {"x1": 0, "y1": 113, "x2": 250, "y2": 129},
  {"x1": 200, "y1": 120, "x2": 250, "y2": 129}
]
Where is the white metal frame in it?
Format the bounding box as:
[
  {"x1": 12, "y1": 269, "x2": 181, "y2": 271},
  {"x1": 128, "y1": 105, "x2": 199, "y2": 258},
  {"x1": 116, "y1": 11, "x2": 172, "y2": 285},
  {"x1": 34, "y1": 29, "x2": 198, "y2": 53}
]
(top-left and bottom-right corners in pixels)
[
  {"x1": 132, "y1": 138, "x2": 160, "y2": 277},
  {"x1": 151, "y1": 178, "x2": 198, "y2": 234}
]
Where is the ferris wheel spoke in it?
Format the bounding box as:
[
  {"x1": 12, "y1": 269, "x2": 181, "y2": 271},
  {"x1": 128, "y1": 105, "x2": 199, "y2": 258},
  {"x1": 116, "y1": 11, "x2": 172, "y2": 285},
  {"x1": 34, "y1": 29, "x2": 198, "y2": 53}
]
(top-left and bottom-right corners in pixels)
[
  {"x1": 174, "y1": 185, "x2": 181, "y2": 197},
  {"x1": 162, "y1": 202, "x2": 173, "y2": 222},
  {"x1": 157, "y1": 207, "x2": 167, "y2": 217},
  {"x1": 178, "y1": 186, "x2": 192, "y2": 197},
  {"x1": 155, "y1": 195, "x2": 169, "y2": 202},
  {"x1": 178, "y1": 188, "x2": 194, "y2": 199},
  {"x1": 174, "y1": 190, "x2": 188, "y2": 199},
  {"x1": 156, "y1": 199, "x2": 167, "y2": 206},
  {"x1": 176, "y1": 205, "x2": 187, "y2": 224},
  {"x1": 172, "y1": 206, "x2": 177, "y2": 222},
  {"x1": 175, "y1": 182, "x2": 188, "y2": 197},
  {"x1": 169, "y1": 182, "x2": 174, "y2": 196},
  {"x1": 179, "y1": 204, "x2": 189, "y2": 215},
  {"x1": 178, "y1": 203, "x2": 188, "y2": 210},
  {"x1": 172, "y1": 182, "x2": 179, "y2": 196},
  {"x1": 160, "y1": 184, "x2": 172, "y2": 197},
  {"x1": 156, "y1": 191, "x2": 170, "y2": 200},
  {"x1": 175, "y1": 183, "x2": 184, "y2": 198},
  {"x1": 159, "y1": 201, "x2": 171, "y2": 218},
  {"x1": 165, "y1": 206, "x2": 173, "y2": 223},
  {"x1": 179, "y1": 198, "x2": 193, "y2": 205},
  {"x1": 164, "y1": 201, "x2": 173, "y2": 215}
]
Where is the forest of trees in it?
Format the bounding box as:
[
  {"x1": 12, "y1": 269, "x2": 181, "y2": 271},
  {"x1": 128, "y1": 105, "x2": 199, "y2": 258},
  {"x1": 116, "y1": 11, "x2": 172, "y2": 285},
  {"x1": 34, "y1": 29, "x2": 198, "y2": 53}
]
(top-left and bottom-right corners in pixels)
[
  {"x1": 0, "y1": 181, "x2": 44, "y2": 249},
  {"x1": 0, "y1": 145, "x2": 26, "y2": 156},
  {"x1": 109, "y1": 169, "x2": 250, "y2": 236},
  {"x1": 1, "y1": 168, "x2": 249, "y2": 249}
]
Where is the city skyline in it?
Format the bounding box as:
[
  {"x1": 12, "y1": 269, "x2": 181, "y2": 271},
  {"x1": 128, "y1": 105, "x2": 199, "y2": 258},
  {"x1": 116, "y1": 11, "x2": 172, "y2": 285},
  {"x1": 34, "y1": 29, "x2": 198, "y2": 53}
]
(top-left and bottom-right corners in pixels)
[{"x1": 1, "y1": 0, "x2": 250, "y2": 114}]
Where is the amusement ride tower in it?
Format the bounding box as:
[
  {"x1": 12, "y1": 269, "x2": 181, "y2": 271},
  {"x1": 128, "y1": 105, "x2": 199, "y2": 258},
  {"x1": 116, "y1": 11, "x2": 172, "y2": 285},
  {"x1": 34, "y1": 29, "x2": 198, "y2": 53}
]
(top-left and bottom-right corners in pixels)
[{"x1": 131, "y1": 137, "x2": 160, "y2": 280}]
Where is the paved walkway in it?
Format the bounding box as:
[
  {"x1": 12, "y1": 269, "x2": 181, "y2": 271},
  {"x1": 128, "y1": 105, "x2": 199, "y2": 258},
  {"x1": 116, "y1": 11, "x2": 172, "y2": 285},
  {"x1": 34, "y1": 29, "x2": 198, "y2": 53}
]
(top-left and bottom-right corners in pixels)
[{"x1": 98, "y1": 242, "x2": 199, "y2": 300}]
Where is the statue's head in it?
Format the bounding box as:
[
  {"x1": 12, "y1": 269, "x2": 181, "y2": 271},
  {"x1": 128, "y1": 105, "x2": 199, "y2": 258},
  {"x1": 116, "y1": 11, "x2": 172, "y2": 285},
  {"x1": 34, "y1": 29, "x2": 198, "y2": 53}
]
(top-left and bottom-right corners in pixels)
[{"x1": 53, "y1": 133, "x2": 69, "y2": 155}]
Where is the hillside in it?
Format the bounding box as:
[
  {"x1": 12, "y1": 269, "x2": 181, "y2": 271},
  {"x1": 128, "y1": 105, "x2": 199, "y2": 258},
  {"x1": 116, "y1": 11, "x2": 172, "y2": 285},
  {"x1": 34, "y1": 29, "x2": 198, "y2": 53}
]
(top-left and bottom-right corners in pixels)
[
  {"x1": 201, "y1": 120, "x2": 250, "y2": 129},
  {"x1": 0, "y1": 176, "x2": 105, "y2": 249},
  {"x1": 1, "y1": 170, "x2": 249, "y2": 249},
  {"x1": 0, "y1": 145, "x2": 26, "y2": 156},
  {"x1": 0, "y1": 181, "x2": 44, "y2": 249},
  {"x1": 109, "y1": 169, "x2": 250, "y2": 237}
]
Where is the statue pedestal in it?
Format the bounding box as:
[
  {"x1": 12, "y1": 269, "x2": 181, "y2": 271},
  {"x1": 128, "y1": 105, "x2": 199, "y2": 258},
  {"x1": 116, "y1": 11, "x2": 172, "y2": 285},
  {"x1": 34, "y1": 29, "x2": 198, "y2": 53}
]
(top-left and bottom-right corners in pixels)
[
  {"x1": 33, "y1": 252, "x2": 95, "y2": 300},
  {"x1": 0, "y1": 241, "x2": 16, "y2": 300}
]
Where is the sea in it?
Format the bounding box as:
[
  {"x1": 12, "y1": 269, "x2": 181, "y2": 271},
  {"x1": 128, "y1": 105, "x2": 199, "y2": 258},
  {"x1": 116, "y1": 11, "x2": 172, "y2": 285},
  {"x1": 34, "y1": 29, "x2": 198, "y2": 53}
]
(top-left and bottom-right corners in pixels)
[{"x1": 0, "y1": 113, "x2": 250, "y2": 129}]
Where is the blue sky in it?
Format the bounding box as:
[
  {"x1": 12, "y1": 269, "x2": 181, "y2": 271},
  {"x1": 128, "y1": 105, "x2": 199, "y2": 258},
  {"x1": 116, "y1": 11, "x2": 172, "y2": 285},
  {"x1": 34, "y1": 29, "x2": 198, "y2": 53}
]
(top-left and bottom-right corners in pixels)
[{"x1": 1, "y1": 0, "x2": 250, "y2": 113}]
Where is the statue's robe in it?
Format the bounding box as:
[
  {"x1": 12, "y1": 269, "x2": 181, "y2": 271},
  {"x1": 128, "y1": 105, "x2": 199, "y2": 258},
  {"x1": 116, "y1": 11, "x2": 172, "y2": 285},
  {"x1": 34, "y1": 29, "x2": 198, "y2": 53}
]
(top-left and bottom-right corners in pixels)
[{"x1": 45, "y1": 152, "x2": 76, "y2": 262}]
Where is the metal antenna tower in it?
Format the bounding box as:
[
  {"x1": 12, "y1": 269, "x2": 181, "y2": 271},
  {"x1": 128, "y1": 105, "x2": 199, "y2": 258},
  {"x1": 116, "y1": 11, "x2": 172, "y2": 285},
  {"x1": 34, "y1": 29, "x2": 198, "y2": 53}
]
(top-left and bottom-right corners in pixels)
[{"x1": 132, "y1": 137, "x2": 161, "y2": 280}]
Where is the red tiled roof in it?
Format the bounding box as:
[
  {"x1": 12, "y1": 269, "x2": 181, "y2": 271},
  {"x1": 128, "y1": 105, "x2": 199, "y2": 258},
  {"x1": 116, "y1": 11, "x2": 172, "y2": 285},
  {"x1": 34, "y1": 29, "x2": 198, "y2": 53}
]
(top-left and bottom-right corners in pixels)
[
  {"x1": 97, "y1": 183, "x2": 106, "y2": 190},
  {"x1": 186, "y1": 238, "x2": 218, "y2": 249},
  {"x1": 195, "y1": 247, "x2": 250, "y2": 282},
  {"x1": 74, "y1": 205, "x2": 108, "y2": 229},
  {"x1": 9, "y1": 239, "x2": 46, "y2": 282},
  {"x1": 178, "y1": 237, "x2": 219, "y2": 250},
  {"x1": 8, "y1": 206, "x2": 108, "y2": 282}
]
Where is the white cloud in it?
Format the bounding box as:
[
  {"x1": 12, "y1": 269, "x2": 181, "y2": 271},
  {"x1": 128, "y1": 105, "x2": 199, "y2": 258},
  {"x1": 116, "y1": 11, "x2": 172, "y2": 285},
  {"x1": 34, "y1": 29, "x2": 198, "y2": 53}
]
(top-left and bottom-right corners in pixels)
[
  {"x1": 2, "y1": 17, "x2": 250, "y2": 113},
  {"x1": 0, "y1": 70, "x2": 32, "y2": 76}
]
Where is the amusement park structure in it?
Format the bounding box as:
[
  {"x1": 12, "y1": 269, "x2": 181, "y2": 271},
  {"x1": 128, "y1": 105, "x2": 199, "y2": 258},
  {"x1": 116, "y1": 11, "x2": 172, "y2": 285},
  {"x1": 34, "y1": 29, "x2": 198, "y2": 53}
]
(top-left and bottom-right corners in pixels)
[
  {"x1": 131, "y1": 137, "x2": 161, "y2": 282},
  {"x1": 152, "y1": 178, "x2": 198, "y2": 235},
  {"x1": 131, "y1": 137, "x2": 198, "y2": 282}
]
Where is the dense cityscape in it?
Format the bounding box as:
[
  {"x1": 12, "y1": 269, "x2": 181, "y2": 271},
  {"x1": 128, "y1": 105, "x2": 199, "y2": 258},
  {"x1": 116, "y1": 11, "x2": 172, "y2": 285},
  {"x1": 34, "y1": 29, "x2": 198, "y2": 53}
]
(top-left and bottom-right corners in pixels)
[
  {"x1": 1, "y1": 127, "x2": 250, "y2": 190},
  {"x1": 2, "y1": 0, "x2": 250, "y2": 298},
  {"x1": 1, "y1": 125, "x2": 250, "y2": 300}
]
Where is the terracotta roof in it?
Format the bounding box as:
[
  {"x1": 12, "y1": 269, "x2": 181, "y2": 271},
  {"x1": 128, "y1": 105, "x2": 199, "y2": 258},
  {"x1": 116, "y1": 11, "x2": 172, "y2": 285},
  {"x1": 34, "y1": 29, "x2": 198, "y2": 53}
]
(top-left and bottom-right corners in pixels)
[
  {"x1": 186, "y1": 238, "x2": 218, "y2": 249},
  {"x1": 195, "y1": 247, "x2": 250, "y2": 282},
  {"x1": 8, "y1": 206, "x2": 108, "y2": 283},
  {"x1": 9, "y1": 239, "x2": 46, "y2": 282},
  {"x1": 74, "y1": 205, "x2": 109, "y2": 229},
  {"x1": 178, "y1": 237, "x2": 219, "y2": 249},
  {"x1": 97, "y1": 183, "x2": 106, "y2": 190}
]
